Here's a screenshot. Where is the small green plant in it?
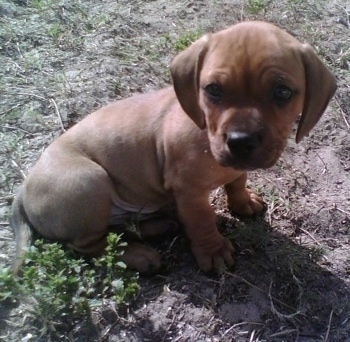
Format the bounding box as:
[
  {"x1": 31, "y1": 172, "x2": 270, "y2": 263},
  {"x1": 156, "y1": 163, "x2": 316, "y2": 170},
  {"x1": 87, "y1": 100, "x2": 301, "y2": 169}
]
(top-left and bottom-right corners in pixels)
[
  {"x1": 308, "y1": 245, "x2": 326, "y2": 264},
  {"x1": 247, "y1": 0, "x2": 267, "y2": 14},
  {"x1": 0, "y1": 267, "x2": 21, "y2": 302},
  {"x1": 20, "y1": 241, "x2": 89, "y2": 320},
  {"x1": 32, "y1": 0, "x2": 53, "y2": 10},
  {"x1": 174, "y1": 30, "x2": 203, "y2": 52},
  {"x1": 47, "y1": 23, "x2": 65, "y2": 40},
  {"x1": 0, "y1": 233, "x2": 139, "y2": 336},
  {"x1": 23, "y1": 50, "x2": 46, "y2": 71},
  {"x1": 94, "y1": 233, "x2": 140, "y2": 304}
]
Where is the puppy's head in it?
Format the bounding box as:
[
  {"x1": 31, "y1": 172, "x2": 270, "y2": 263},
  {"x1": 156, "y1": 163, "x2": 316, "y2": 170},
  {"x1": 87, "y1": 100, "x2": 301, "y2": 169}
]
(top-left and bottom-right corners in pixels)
[{"x1": 171, "y1": 21, "x2": 337, "y2": 170}]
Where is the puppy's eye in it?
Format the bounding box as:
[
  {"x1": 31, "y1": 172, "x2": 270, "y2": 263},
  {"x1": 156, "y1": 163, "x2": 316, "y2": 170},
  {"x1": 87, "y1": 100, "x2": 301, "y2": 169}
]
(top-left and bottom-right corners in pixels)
[
  {"x1": 273, "y1": 85, "x2": 293, "y2": 105},
  {"x1": 204, "y1": 83, "x2": 223, "y2": 103}
]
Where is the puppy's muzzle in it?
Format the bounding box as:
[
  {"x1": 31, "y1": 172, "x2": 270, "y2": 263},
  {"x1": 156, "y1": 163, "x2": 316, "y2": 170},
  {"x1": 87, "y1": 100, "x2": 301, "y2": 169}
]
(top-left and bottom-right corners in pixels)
[
  {"x1": 226, "y1": 131, "x2": 262, "y2": 156},
  {"x1": 220, "y1": 130, "x2": 272, "y2": 170}
]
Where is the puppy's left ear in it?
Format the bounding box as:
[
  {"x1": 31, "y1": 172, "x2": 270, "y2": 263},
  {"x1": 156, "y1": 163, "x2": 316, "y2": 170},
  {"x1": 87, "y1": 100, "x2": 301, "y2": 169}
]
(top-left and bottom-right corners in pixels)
[
  {"x1": 296, "y1": 44, "x2": 337, "y2": 143},
  {"x1": 170, "y1": 35, "x2": 210, "y2": 129}
]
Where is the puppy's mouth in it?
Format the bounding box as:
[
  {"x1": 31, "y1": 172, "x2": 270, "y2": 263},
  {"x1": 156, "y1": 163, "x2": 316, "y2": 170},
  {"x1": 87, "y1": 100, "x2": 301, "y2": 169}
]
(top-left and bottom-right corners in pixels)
[
  {"x1": 218, "y1": 153, "x2": 277, "y2": 171},
  {"x1": 211, "y1": 131, "x2": 283, "y2": 171}
]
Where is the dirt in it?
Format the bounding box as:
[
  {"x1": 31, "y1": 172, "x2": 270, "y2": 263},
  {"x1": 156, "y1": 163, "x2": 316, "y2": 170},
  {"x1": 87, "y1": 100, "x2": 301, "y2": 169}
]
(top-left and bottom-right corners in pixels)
[{"x1": 0, "y1": 0, "x2": 350, "y2": 341}]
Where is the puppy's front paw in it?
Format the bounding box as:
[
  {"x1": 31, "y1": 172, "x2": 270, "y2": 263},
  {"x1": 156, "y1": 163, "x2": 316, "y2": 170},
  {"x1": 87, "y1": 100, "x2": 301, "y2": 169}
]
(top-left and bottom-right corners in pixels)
[
  {"x1": 120, "y1": 242, "x2": 161, "y2": 274},
  {"x1": 192, "y1": 236, "x2": 235, "y2": 273},
  {"x1": 230, "y1": 188, "x2": 265, "y2": 216}
]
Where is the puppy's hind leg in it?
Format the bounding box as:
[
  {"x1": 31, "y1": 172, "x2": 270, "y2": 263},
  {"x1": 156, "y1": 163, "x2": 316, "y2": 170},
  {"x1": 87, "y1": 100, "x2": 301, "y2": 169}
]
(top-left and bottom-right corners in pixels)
[
  {"x1": 59, "y1": 164, "x2": 115, "y2": 257},
  {"x1": 21, "y1": 157, "x2": 115, "y2": 259},
  {"x1": 119, "y1": 242, "x2": 162, "y2": 274},
  {"x1": 109, "y1": 218, "x2": 177, "y2": 273}
]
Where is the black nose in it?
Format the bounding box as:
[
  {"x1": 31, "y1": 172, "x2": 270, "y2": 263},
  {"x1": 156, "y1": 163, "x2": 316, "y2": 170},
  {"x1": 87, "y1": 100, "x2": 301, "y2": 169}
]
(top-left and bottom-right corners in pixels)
[{"x1": 226, "y1": 131, "x2": 262, "y2": 155}]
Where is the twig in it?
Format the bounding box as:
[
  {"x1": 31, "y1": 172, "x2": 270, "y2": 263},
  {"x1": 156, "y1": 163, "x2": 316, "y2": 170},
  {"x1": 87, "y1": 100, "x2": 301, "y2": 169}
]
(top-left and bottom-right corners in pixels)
[
  {"x1": 333, "y1": 203, "x2": 350, "y2": 216},
  {"x1": 316, "y1": 152, "x2": 328, "y2": 174},
  {"x1": 210, "y1": 187, "x2": 222, "y2": 205},
  {"x1": 10, "y1": 159, "x2": 27, "y2": 180},
  {"x1": 224, "y1": 271, "x2": 297, "y2": 312},
  {"x1": 16, "y1": 42, "x2": 24, "y2": 59},
  {"x1": 269, "y1": 282, "x2": 302, "y2": 319},
  {"x1": 298, "y1": 226, "x2": 322, "y2": 246},
  {"x1": 222, "y1": 324, "x2": 237, "y2": 337},
  {"x1": 324, "y1": 309, "x2": 334, "y2": 342},
  {"x1": 50, "y1": 98, "x2": 66, "y2": 133},
  {"x1": 270, "y1": 329, "x2": 298, "y2": 338},
  {"x1": 168, "y1": 236, "x2": 179, "y2": 250},
  {"x1": 249, "y1": 330, "x2": 256, "y2": 342},
  {"x1": 9, "y1": 60, "x2": 24, "y2": 72},
  {"x1": 335, "y1": 3, "x2": 350, "y2": 28},
  {"x1": 0, "y1": 103, "x2": 23, "y2": 116},
  {"x1": 267, "y1": 201, "x2": 283, "y2": 225},
  {"x1": 162, "y1": 309, "x2": 179, "y2": 342},
  {"x1": 0, "y1": 124, "x2": 32, "y2": 135},
  {"x1": 240, "y1": 4, "x2": 244, "y2": 22},
  {"x1": 334, "y1": 97, "x2": 350, "y2": 129},
  {"x1": 0, "y1": 194, "x2": 15, "y2": 201},
  {"x1": 101, "y1": 307, "x2": 130, "y2": 338},
  {"x1": 222, "y1": 321, "x2": 264, "y2": 338},
  {"x1": 231, "y1": 321, "x2": 264, "y2": 329},
  {"x1": 16, "y1": 92, "x2": 47, "y2": 101}
]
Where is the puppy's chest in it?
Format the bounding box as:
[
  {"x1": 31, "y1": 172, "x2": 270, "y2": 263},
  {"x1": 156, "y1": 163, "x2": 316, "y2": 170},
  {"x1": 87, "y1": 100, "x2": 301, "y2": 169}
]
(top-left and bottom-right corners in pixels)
[{"x1": 206, "y1": 168, "x2": 242, "y2": 190}]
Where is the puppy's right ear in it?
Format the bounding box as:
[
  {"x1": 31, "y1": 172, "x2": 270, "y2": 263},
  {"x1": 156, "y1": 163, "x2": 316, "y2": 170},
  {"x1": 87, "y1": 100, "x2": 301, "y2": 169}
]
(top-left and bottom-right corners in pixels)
[{"x1": 170, "y1": 35, "x2": 210, "y2": 129}]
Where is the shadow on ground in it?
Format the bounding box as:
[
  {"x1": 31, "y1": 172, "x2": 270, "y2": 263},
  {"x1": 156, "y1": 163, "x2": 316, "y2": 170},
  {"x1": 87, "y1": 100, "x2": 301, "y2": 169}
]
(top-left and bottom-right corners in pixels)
[{"x1": 104, "y1": 213, "x2": 350, "y2": 341}]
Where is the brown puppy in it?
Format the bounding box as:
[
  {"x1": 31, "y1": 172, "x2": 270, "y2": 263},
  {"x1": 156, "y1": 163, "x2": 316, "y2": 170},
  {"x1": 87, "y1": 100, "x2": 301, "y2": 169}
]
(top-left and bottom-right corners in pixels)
[{"x1": 11, "y1": 21, "x2": 336, "y2": 274}]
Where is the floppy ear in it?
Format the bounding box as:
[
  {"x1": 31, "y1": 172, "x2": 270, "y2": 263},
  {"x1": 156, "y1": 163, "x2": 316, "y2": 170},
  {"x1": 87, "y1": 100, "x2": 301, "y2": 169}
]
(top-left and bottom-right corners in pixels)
[
  {"x1": 170, "y1": 35, "x2": 210, "y2": 129},
  {"x1": 296, "y1": 44, "x2": 337, "y2": 143}
]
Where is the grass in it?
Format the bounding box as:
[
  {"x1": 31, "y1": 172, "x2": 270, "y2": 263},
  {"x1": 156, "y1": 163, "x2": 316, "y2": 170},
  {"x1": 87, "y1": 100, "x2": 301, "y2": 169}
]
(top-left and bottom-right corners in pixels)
[
  {"x1": 228, "y1": 217, "x2": 270, "y2": 251},
  {"x1": 0, "y1": 233, "x2": 139, "y2": 339},
  {"x1": 174, "y1": 30, "x2": 204, "y2": 52},
  {"x1": 246, "y1": 0, "x2": 268, "y2": 13}
]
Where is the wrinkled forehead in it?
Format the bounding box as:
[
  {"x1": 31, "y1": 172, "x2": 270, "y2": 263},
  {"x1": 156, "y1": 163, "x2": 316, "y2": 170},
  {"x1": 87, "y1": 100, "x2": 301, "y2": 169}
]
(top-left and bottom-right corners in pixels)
[{"x1": 202, "y1": 23, "x2": 303, "y2": 78}]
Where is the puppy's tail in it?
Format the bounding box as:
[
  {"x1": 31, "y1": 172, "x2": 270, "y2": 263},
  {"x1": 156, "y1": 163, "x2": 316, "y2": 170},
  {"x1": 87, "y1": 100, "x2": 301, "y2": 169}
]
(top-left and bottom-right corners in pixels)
[{"x1": 10, "y1": 188, "x2": 33, "y2": 276}]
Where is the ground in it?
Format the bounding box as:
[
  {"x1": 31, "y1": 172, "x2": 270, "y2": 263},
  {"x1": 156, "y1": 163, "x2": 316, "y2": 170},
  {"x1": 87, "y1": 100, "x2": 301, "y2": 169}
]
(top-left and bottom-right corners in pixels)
[{"x1": 0, "y1": 0, "x2": 350, "y2": 341}]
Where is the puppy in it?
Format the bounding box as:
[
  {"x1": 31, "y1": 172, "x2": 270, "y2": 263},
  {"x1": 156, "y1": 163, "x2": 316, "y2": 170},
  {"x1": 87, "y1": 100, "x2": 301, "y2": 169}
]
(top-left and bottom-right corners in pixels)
[{"x1": 11, "y1": 21, "x2": 336, "y2": 274}]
